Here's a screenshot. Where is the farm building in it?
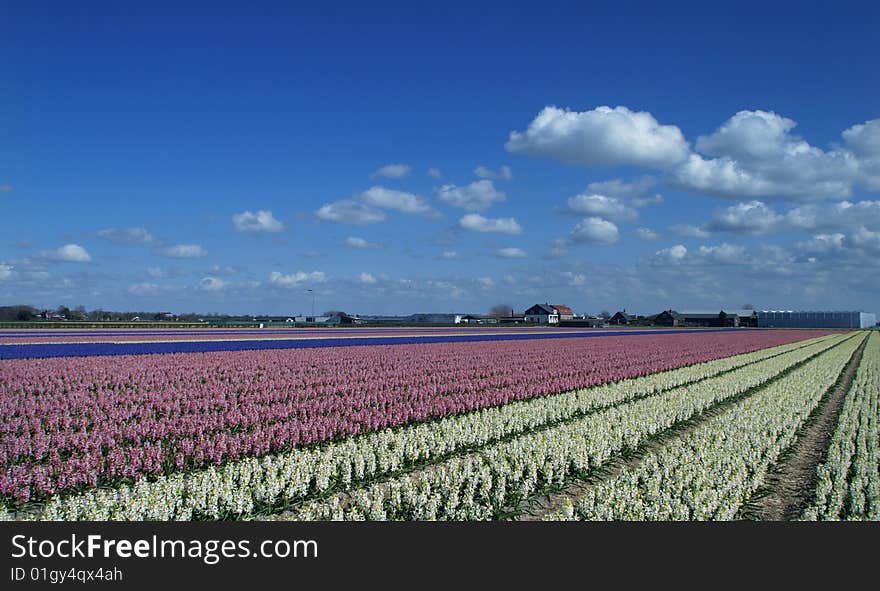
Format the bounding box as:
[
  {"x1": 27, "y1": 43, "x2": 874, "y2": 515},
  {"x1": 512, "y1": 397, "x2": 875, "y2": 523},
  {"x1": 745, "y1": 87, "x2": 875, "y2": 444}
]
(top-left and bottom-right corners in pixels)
[
  {"x1": 757, "y1": 310, "x2": 877, "y2": 329},
  {"x1": 649, "y1": 310, "x2": 684, "y2": 326},
  {"x1": 609, "y1": 311, "x2": 636, "y2": 325},
  {"x1": 524, "y1": 303, "x2": 574, "y2": 324}
]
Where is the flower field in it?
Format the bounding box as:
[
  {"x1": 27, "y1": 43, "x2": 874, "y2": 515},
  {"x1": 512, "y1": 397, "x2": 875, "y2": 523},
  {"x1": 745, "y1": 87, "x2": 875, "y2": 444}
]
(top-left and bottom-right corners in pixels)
[{"x1": 1, "y1": 328, "x2": 876, "y2": 521}]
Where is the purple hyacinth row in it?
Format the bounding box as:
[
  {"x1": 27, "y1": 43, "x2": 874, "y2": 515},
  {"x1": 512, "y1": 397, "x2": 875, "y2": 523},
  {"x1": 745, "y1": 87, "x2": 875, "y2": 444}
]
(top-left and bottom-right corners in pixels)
[{"x1": 0, "y1": 330, "x2": 832, "y2": 502}]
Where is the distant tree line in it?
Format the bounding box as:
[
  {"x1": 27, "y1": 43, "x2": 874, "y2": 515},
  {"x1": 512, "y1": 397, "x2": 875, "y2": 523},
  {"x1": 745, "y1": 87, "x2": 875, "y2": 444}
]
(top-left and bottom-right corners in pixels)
[{"x1": 0, "y1": 305, "x2": 204, "y2": 322}]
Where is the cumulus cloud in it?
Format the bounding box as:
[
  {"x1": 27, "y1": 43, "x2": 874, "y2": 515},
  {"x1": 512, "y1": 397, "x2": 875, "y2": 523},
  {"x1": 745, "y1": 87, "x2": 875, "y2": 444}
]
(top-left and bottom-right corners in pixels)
[
  {"x1": 459, "y1": 213, "x2": 523, "y2": 234},
  {"x1": 670, "y1": 224, "x2": 711, "y2": 239},
  {"x1": 672, "y1": 110, "x2": 858, "y2": 201},
  {"x1": 46, "y1": 244, "x2": 91, "y2": 263},
  {"x1": 570, "y1": 217, "x2": 619, "y2": 245},
  {"x1": 842, "y1": 119, "x2": 880, "y2": 190},
  {"x1": 566, "y1": 193, "x2": 638, "y2": 222},
  {"x1": 0, "y1": 263, "x2": 12, "y2": 280},
  {"x1": 360, "y1": 186, "x2": 441, "y2": 217},
  {"x1": 474, "y1": 165, "x2": 513, "y2": 180},
  {"x1": 797, "y1": 233, "x2": 847, "y2": 254},
  {"x1": 371, "y1": 163, "x2": 410, "y2": 179},
  {"x1": 159, "y1": 244, "x2": 207, "y2": 258},
  {"x1": 346, "y1": 236, "x2": 382, "y2": 249},
  {"x1": 97, "y1": 227, "x2": 155, "y2": 244},
  {"x1": 697, "y1": 243, "x2": 747, "y2": 264},
  {"x1": 232, "y1": 210, "x2": 284, "y2": 233},
  {"x1": 787, "y1": 200, "x2": 880, "y2": 231},
  {"x1": 655, "y1": 244, "x2": 688, "y2": 263},
  {"x1": 437, "y1": 180, "x2": 506, "y2": 212},
  {"x1": 269, "y1": 270, "x2": 326, "y2": 287},
  {"x1": 851, "y1": 226, "x2": 880, "y2": 251},
  {"x1": 496, "y1": 247, "x2": 527, "y2": 258},
  {"x1": 316, "y1": 200, "x2": 386, "y2": 225},
  {"x1": 636, "y1": 227, "x2": 661, "y2": 241},
  {"x1": 587, "y1": 176, "x2": 657, "y2": 199},
  {"x1": 427, "y1": 168, "x2": 443, "y2": 179},
  {"x1": 358, "y1": 272, "x2": 377, "y2": 284},
  {"x1": 200, "y1": 276, "x2": 228, "y2": 291},
  {"x1": 506, "y1": 105, "x2": 690, "y2": 169},
  {"x1": 127, "y1": 282, "x2": 160, "y2": 296},
  {"x1": 706, "y1": 200, "x2": 784, "y2": 235}
]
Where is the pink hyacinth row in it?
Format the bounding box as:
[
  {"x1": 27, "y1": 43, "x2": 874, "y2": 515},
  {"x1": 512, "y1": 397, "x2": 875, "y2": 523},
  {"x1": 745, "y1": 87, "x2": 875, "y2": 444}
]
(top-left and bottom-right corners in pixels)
[{"x1": 0, "y1": 330, "x2": 832, "y2": 502}]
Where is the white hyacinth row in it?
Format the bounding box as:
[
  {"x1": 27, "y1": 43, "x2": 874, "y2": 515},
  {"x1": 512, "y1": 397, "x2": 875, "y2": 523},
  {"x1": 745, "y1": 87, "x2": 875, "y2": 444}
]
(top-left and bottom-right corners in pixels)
[
  {"x1": 547, "y1": 334, "x2": 863, "y2": 521},
  {"x1": 287, "y1": 335, "x2": 855, "y2": 520},
  {"x1": 4, "y1": 334, "x2": 844, "y2": 521},
  {"x1": 803, "y1": 332, "x2": 880, "y2": 521}
]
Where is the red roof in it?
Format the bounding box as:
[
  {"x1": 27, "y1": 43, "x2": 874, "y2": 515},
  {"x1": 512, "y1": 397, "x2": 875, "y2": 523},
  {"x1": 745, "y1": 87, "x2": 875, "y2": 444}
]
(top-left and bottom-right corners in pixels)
[{"x1": 551, "y1": 304, "x2": 573, "y2": 316}]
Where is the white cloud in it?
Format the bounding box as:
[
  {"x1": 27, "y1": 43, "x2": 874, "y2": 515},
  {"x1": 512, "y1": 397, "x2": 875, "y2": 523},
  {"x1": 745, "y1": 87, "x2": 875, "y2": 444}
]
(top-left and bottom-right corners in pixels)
[
  {"x1": 506, "y1": 105, "x2": 690, "y2": 168},
  {"x1": 474, "y1": 165, "x2": 512, "y2": 180},
  {"x1": 128, "y1": 282, "x2": 160, "y2": 296},
  {"x1": 209, "y1": 265, "x2": 238, "y2": 276},
  {"x1": 496, "y1": 247, "x2": 527, "y2": 258},
  {"x1": 670, "y1": 224, "x2": 711, "y2": 239},
  {"x1": 696, "y1": 109, "x2": 804, "y2": 162},
  {"x1": 200, "y1": 276, "x2": 228, "y2": 291},
  {"x1": 47, "y1": 244, "x2": 91, "y2": 263},
  {"x1": 160, "y1": 244, "x2": 207, "y2": 258},
  {"x1": 97, "y1": 227, "x2": 155, "y2": 244},
  {"x1": 697, "y1": 243, "x2": 747, "y2": 264},
  {"x1": 371, "y1": 163, "x2": 410, "y2": 179},
  {"x1": 570, "y1": 217, "x2": 619, "y2": 245},
  {"x1": 146, "y1": 267, "x2": 163, "y2": 278},
  {"x1": 797, "y1": 233, "x2": 847, "y2": 254},
  {"x1": 672, "y1": 110, "x2": 858, "y2": 201},
  {"x1": 566, "y1": 193, "x2": 638, "y2": 222},
  {"x1": 315, "y1": 200, "x2": 387, "y2": 225},
  {"x1": 842, "y1": 119, "x2": 880, "y2": 190},
  {"x1": 636, "y1": 227, "x2": 661, "y2": 241},
  {"x1": 851, "y1": 226, "x2": 880, "y2": 251},
  {"x1": 0, "y1": 263, "x2": 12, "y2": 280},
  {"x1": 359, "y1": 272, "x2": 377, "y2": 284},
  {"x1": 477, "y1": 276, "x2": 495, "y2": 288},
  {"x1": 585, "y1": 177, "x2": 663, "y2": 208},
  {"x1": 361, "y1": 186, "x2": 440, "y2": 217},
  {"x1": 587, "y1": 176, "x2": 657, "y2": 199},
  {"x1": 562, "y1": 271, "x2": 587, "y2": 286},
  {"x1": 427, "y1": 167, "x2": 443, "y2": 179},
  {"x1": 439, "y1": 250, "x2": 460, "y2": 260},
  {"x1": 706, "y1": 200, "x2": 783, "y2": 235},
  {"x1": 459, "y1": 213, "x2": 523, "y2": 234},
  {"x1": 787, "y1": 200, "x2": 880, "y2": 231},
  {"x1": 632, "y1": 194, "x2": 665, "y2": 207},
  {"x1": 437, "y1": 180, "x2": 506, "y2": 212},
  {"x1": 232, "y1": 210, "x2": 284, "y2": 233},
  {"x1": 346, "y1": 236, "x2": 382, "y2": 249},
  {"x1": 655, "y1": 244, "x2": 688, "y2": 263},
  {"x1": 269, "y1": 270, "x2": 326, "y2": 287}
]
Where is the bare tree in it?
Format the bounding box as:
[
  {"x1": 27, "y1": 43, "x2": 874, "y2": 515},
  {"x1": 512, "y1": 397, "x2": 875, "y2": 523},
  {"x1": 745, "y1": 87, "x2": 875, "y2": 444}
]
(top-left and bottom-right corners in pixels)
[{"x1": 489, "y1": 304, "x2": 514, "y2": 317}]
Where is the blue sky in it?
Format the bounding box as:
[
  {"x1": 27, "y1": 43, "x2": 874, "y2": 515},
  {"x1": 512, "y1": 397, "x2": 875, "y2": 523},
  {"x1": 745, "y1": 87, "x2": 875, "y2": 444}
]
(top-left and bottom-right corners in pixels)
[{"x1": 2, "y1": 1, "x2": 879, "y2": 316}]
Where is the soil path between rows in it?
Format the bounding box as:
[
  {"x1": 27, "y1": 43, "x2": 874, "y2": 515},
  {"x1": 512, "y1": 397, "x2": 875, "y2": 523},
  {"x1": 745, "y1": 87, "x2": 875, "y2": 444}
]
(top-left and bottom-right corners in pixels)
[{"x1": 739, "y1": 332, "x2": 868, "y2": 521}]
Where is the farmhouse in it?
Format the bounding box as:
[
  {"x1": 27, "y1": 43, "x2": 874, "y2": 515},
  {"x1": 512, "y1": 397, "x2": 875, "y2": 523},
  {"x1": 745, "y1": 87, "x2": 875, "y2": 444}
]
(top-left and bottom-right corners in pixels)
[
  {"x1": 609, "y1": 310, "x2": 636, "y2": 325},
  {"x1": 524, "y1": 303, "x2": 574, "y2": 324},
  {"x1": 650, "y1": 310, "x2": 684, "y2": 326}
]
